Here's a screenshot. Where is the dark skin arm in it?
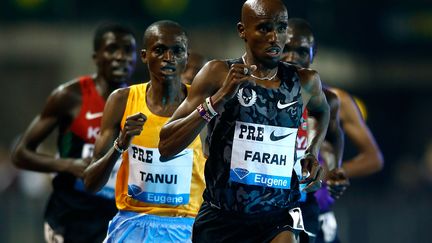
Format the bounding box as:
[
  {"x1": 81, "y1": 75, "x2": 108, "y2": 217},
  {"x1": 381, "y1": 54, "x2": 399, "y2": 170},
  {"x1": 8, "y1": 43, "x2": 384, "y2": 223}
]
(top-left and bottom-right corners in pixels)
[
  {"x1": 83, "y1": 88, "x2": 146, "y2": 192},
  {"x1": 331, "y1": 88, "x2": 384, "y2": 178},
  {"x1": 11, "y1": 81, "x2": 91, "y2": 178},
  {"x1": 320, "y1": 89, "x2": 349, "y2": 199},
  {"x1": 159, "y1": 60, "x2": 255, "y2": 157},
  {"x1": 297, "y1": 68, "x2": 330, "y2": 192},
  {"x1": 321, "y1": 89, "x2": 344, "y2": 169}
]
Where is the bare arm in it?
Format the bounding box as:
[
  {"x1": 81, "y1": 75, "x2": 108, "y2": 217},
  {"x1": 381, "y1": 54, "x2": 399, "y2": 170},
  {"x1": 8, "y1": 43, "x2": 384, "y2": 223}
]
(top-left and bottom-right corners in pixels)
[
  {"x1": 321, "y1": 88, "x2": 349, "y2": 199},
  {"x1": 298, "y1": 69, "x2": 330, "y2": 192},
  {"x1": 332, "y1": 88, "x2": 384, "y2": 178},
  {"x1": 83, "y1": 88, "x2": 145, "y2": 192},
  {"x1": 301, "y1": 70, "x2": 330, "y2": 159},
  {"x1": 159, "y1": 60, "x2": 255, "y2": 157},
  {"x1": 322, "y1": 88, "x2": 344, "y2": 169},
  {"x1": 11, "y1": 82, "x2": 90, "y2": 177}
]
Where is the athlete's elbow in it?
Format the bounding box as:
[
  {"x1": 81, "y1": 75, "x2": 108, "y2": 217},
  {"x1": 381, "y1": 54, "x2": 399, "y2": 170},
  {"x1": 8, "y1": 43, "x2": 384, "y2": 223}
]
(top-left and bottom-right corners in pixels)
[
  {"x1": 158, "y1": 130, "x2": 177, "y2": 158},
  {"x1": 367, "y1": 151, "x2": 384, "y2": 174},
  {"x1": 158, "y1": 141, "x2": 176, "y2": 158},
  {"x1": 159, "y1": 130, "x2": 168, "y2": 155},
  {"x1": 11, "y1": 145, "x2": 28, "y2": 169},
  {"x1": 159, "y1": 140, "x2": 187, "y2": 160},
  {"x1": 373, "y1": 152, "x2": 384, "y2": 172},
  {"x1": 83, "y1": 169, "x2": 101, "y2": 193}
]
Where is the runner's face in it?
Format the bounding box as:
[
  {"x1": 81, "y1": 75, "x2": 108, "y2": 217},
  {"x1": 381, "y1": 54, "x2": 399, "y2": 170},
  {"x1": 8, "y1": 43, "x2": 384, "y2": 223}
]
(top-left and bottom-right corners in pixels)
[
  {"x1": 282, "y1": 27, "x2": 314, "y2": 68},
  {"x1": 143, "y1": 27, "x2": 188, "y2": 83},
  {"x1": 95, "y1": 32, "x2": 137, "y2": 84},
  {"x1": 241, "y1": 4, "x2": 288, "y2": 68}
]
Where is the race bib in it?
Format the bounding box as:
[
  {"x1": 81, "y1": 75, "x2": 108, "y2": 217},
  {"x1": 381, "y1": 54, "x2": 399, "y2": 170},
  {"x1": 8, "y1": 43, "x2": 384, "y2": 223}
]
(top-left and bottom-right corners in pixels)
[
  {"x1": 289, "y1": 207, "x2": 305, "y2": 231},
  {"x1": 230, "y1": 121, "x2": 297, "y2": 189},
  {"x1": 75, "y1": 143, "x2": 120, "y2": 200},
  {"x1": 127, "y1": 145, "x2": 193, "y2": 206}
]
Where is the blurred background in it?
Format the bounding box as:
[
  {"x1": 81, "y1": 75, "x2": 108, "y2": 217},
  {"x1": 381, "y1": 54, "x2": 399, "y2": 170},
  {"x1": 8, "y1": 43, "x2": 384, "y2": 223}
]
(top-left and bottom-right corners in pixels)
[{"x1": 0, "y1": 0, "x2": 431, "y2": 242}]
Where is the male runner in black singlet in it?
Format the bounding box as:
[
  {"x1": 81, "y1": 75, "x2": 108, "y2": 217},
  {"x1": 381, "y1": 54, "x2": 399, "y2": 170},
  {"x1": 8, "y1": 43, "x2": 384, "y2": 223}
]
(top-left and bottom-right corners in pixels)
[{"x1": 159, "y1": 0, "x2": 330, "y2": 242}]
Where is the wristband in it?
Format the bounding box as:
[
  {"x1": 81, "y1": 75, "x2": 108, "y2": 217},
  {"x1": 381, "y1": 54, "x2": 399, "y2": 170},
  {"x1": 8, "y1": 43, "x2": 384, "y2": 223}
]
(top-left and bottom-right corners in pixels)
[
  {"x1": 197, "y1": 103, "x2": 212, "y2": 122},
  {"x1": 113, "y1": 138, "x2": 127, "y2": 153},
  {"x1": 205, "y1": 97, "x2": 218, "y2": 116}
]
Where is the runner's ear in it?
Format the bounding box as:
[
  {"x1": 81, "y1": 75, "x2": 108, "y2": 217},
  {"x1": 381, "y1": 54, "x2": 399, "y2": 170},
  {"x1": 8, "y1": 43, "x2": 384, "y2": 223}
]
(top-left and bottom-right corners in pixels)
[{"x1": 237, "y1": 22, "x2": 246, "y2": 40}]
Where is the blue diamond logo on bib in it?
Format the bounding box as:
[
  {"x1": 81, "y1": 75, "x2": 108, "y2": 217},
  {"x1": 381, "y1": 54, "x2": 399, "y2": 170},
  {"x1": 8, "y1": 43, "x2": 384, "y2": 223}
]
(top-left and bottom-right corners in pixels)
[
  {"x1": 129, "y1": 184, "x2": 142, "y2": 196},
  {"x1": 233, "y1": 168, "x2": 250, "y2": 179}
]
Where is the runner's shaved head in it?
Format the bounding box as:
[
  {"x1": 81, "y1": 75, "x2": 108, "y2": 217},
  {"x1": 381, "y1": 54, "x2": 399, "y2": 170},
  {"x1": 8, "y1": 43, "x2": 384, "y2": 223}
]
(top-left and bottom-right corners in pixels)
[
  {"x1": 241, "y1": 0, "x2": 288, "y2": 25},
  {"x1": 143, "y1": 20, "x2": 188, "y2": 48}
]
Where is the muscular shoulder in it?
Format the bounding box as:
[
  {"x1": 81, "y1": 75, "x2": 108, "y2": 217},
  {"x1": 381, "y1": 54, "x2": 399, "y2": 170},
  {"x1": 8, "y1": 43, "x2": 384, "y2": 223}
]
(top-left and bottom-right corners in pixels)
[
  {"x1": 328, "y1": 87, "x2": 352, "y2": 104},
  {"x1": 328, "y1": 87, "x2": 359, "y2": 122},
  {"x1": 298, "y1": 67, "x2": 318, "y2": 83},
  {"x1": 323, "y1": 88, "x2": 340, "y2": 111},
  {"x1": 297, "y1": 67, "x2": 321, "y2": 95},
  {"x1": 201, "y1": 60, "x2": 229, "y2": 78},
  {"x1": 102, "y1": 87, "x2": 130, "y2": 126},
  {"x1": 43, "y1": 78, "x2": 83, "y2": 118},
  {"x1": 106, "y1": 86, "x2": 130, "y2": 105},
  {"x1": 191, "y1": 59, "x2": 229, "y2": 95},
  {"x1": 205, "y1": 59, "x2": 229, "y2": 70},
  {"x1": 51, "y1": 79, "x2": 81, "y2": 102},
  {"x1": 104, "y1": 86, "x2": 130, "y2": 115}
]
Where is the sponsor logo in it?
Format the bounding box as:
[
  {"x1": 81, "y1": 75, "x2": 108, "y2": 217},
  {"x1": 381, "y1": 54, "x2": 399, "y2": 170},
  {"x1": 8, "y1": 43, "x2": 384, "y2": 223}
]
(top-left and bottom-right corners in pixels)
[
  {"x1": 85, "y1": 111, "x2": 103, "y2": 120},
  {"x1": 131, "y1": 146, "x2": 153, "y2": 163},
  {"x1": 237, "y1": 88, "x2": 257, "y2": 107},
  {"x1": 159, "y1": 151, "x2": 187, "y2": 162},
  {"x1": 233, "y1": 167, "x2": 250, "y2": 179},
  {"x1": 277, "y1": 100, "x2": 298, "y2": 109},
  {"x1": 87, "y1": 126, "x2": 100, "y2": 139},
  {"x1": 238, "y1": 124, "x2": 264, "y2": 141},
  {"x1": 270, "y1": 131, "x2": 294, "y2": 141}
]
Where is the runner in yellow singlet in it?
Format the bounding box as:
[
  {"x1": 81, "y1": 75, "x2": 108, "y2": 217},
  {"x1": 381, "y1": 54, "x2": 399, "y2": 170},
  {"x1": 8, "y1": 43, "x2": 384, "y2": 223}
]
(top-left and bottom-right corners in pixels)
[{"x1": 83, "y1": 20, "x2": 206, "y2": 242}]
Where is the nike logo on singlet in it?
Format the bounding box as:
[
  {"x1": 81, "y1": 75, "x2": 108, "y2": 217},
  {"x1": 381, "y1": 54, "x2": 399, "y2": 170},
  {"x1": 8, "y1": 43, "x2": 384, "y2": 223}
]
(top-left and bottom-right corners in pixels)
[
  {"x1": 159, "y1": 151, "x2": 187, "y2": 162},
  {"x1": 269, "y1": 131, "x2": 294, "y2": 141},
  {"x1": 277, "y1": 100, "x2": 298, "y2": 109},
  {"x1": 85, "y1": 111, "x2": 103, "y2": 120}
]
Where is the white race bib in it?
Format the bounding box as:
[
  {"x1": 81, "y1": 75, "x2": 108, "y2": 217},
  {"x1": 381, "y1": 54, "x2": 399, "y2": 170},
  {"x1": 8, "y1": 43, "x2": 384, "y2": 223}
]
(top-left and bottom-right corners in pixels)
[
  {"x1": 230, "y1": 121, "x2": 297, "y2": 189},
  {"x1": 127, "y1": 145, "x2": 193, "y2": 205}
]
